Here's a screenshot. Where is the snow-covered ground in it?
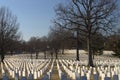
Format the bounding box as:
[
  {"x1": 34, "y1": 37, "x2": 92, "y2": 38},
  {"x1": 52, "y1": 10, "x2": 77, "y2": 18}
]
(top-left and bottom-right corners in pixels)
[
  {"x1": 103, "y1": 51, "x2": 115, "y2": 56},
  {"x1": 64, "y1": 49, "x2": 87, "y2": 54},
  {"x1": 64, "y1": 49, "x2": 114, "y2": 56},
  {"x1": 5, "y1": 49, "x2": 116, "y2": 60}
]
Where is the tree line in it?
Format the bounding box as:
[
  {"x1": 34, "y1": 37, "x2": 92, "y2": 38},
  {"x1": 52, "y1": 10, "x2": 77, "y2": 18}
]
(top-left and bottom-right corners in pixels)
[{"x1": 0, "y1": 0, "x2": 120, "y2": 66}]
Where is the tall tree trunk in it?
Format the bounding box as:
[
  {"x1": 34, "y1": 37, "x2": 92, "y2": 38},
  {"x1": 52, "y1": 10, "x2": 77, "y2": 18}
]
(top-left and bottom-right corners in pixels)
[
  {"x1": 1, "y1": 40, "x2": 5, "y2": 63},
  {"x1": 31, "y1": 53, "x2": 33, "y2": 59},
  {"x1": 10, "y1": 51, "x2": 13, "y2": 55},
  {"x1": 92, "y1": 50, "x2": 95, "y2": 59},
  {"x1": 51, "y1": 52, "x2": 53, "y2": 59},
  {"x1": 50, "y1": 50, "x2": 54, "y2": 59},
  {"x1": 36, "y1": 52, "x2": 38, "y2": 59},
  {"x1": 62, "y1": 47, "x2": 64, "y2": 54},
  {"x1": 76, "y1": 30, "x2": 80, "y2": 61},
  {"x1": 87, "y1": 37, "x2": 94, "y2": 66},
  {"x1": 55, "y1": 49, "x2": 58, "y2": 59},
  {"x1": 1, "y1": 48, "x2": 5, "y2": 63},
  {"x1": 93, "y1": 54, "x2": 94, "y2": 59},
  {"x1": 44, "y1": 51, "x2": 46, "y2": 59},
  {"x1": 30, "y1": 53, "x2": 33, "y2": 64},
  {"x1": 1, "y1": 54, "x2": 4, "y2": 63}
]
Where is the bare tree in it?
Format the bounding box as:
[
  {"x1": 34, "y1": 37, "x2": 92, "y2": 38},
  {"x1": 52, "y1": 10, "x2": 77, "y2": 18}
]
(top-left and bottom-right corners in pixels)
[
  {"x1": 49, "y1": 26, "x2": 74, "y2": 54},
  {"x1": 27, "y1": 37, "x2": 40, "y2": 59},
  {"x1": 48, "y1": 29, "x2": 61, "y2": 59},
  {"x1": 0, "y1": 7, "x2": 20, "y2": 62},
  {"x1": 7, "y1": 39, "x2": 21, "y2": 55},
  {"x1": 105, "y1": 30, "x2": 120, "y2": 57},
  {"x1": 27, "y1": 36, "x2": 49, "y2": 59},
  {"x1": 40, "y1": 36, "x2": 48, "y2": 59},
  {"x1": 53, "y1": 0, "x2": 119, "y2": 66},
  {"x1": 91, "y1": 33, "x2": 105, "y2": 59}
]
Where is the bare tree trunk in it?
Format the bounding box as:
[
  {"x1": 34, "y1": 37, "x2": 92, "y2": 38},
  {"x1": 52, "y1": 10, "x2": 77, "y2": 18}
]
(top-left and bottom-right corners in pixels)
[
  {"x1": 62, "y1": 47, "x2": 64, "y2": 54},
  {"x1": 56, "y1": 53, "x2": 58, "y2": 59},
  {"x1": 30, "y1": 53, "x2": 33, "y2": 64},
  {"x1": 92, "y1": 50, "x2": 95, "y2": 59},
  {"x1": 30, "y1": 52, "x2": 32, "y2": 59},
  {"x1": 1, "y1": 48, "x2": 5, "y2": 63},
  {"x1": 76, "y1": 30, "x2": 80, "y2": 61},
  {"x1": 50, "y1": 51, "x2": 53, "y2": 59},
  {"x1": 55, "y1": 50, "x2": 58, "y2": 59},
  {"x1": 1, "y1": 54, "x2": 4, "y2": 63},
  {"x1": 36, "y1": 52, "x2": 38, "y2": 59},
  {"x1": 44, "y1": 51, "x2": 46, "y2": 59},
  {"x1": 10, "y1": 51, "x2": 13, "y2": 55},
  {"x1": 87, "y1": 37, "x2": 94, "y2": 66}
]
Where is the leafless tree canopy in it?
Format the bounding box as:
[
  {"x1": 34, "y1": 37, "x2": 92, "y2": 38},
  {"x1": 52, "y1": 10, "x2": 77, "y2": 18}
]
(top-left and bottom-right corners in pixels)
[
  {"x1": 53, "y1": 0, "x2": 119, "y2": 66},
  {"x1": 0, "y1": 7, "x2": 19, "y2": 39},
  {"x1": 0, "y1": 7, "x2": 20, "y2": 62},
  {"x1": 55, "y1": 0, "x2": 118, "y2": 35}
]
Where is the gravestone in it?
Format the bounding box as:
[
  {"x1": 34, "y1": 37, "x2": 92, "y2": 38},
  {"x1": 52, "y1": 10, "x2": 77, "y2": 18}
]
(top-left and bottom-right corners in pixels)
[
  {"x1": 104, "y1": 77, "x2": 111, "y2": 80},
  {"x1": 29, "y1": 73, "x2": 34, "y2": 80},
  {"x1": 75, "y1": 72, "x2": 80, "y2": 80},
  {"x1": 94, "y1": 74, "x2": 99, "y2": 80},
  {"x1": 81, "y1": 76, "x2": 87, "y2": 80},
  {"x1": 81, "y1": 71, "x2": 84, "y2": 76},
  {"x1": 107, "y1": 72, "x2": 111, "y2": 77},
  {"x1": 113, "y1": 75, "x2": 119, "y2": 80},
  {"x1": 21, "y1": 77, "x2": 27, "y2": 80},
  {"x1": 19, "y1": 70, "x2": 21, "y2": 77},
  {"x1": 47, "y1": 72, "x2": 51, "y2": 80},
  {"x1": 15, "y1": 73, "x2": 19, "y2": 80},
  {"x1": 34, "y1": 71, "x2": 37, "y2": 79},
  {"x1": 38, "y1": 70, "x2": 40, "y2": 78},
  {"x1": 86, "y1": 73, "x2": 90, "y2": 80}
]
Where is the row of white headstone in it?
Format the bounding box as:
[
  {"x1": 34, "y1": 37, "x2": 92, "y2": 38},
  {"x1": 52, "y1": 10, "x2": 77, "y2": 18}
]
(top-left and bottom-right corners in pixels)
[
  {"x1": 2, "y1": 53, "x2": 120, "y2": 80},
  {"x1": 1, "y1": 58, "x2": 54, "y2": 80},
  {"x1": 57, "y1": 59, "x2": 120, "y2": 80}
]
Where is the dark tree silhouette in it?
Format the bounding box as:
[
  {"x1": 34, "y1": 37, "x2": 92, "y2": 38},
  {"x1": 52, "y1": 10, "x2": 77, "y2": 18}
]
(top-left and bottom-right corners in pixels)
[
  {"x1": 0, "y1": 7, "x2": 20, "y2": 63},
  {"x1": 53, "y1": 0, "x2": 119, "y2": 66},
  {"x1": 40, "y1": 36, "x2": 49, "y2": 59},
  {"x1": 105, "y1": 30, "x2": 120, "y2": 57},
  {"x1": 48, "y1": 29, "x2": 61, "y2": 59},
  {"x1": 27, "y1": 37, "x2": 40, "y2": 59}
]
